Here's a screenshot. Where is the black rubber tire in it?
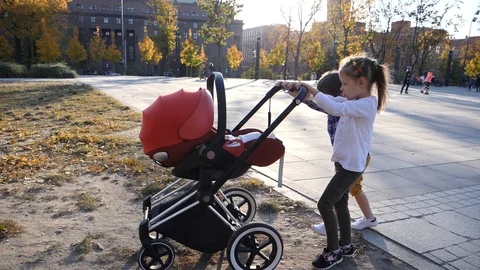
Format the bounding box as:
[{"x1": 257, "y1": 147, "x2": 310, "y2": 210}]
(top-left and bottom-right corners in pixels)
[
  {"x1": 137, "y1": 239, "x2": 175, "y2": 270},
  {"x1": 222, "y1": 187, "x2": 257, "y2": 224},
  {"x1": 227, "y1": 222, "x2": 283, "y2": 270}
]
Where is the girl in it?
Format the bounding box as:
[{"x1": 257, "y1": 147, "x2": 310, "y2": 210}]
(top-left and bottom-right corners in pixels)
[{"x1": 286, "y1": 54, "x2": 389, "y2": 269}]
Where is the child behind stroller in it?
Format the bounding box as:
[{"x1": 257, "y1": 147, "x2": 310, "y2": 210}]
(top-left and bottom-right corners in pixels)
[{"x1": 136, "y1": 72, "x2": 308, "y2": 270}]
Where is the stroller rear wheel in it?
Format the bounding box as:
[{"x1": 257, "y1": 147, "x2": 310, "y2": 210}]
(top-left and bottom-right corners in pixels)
[
  {"x1": 223, "y1": 188, "x2": 256, "y2": 224},
  {"x1": 227, "y1": 222, "x2": 283, "y2": 270},
  {"x1": 137, "y1": 239, "x2": 175, "y2": 270}
]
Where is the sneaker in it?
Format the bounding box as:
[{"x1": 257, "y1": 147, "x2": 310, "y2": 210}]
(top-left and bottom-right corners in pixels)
[
  {"x1": 312, "y1": 248, "x2": 343, "y2": 269},
  {"x1": 425, "y1": 92, "x2": 429, "y2": 95},
  {"x1": 339, "y1": 241, "x2": 357, "y2": 257},
  {"x1": 420, "y1": 90, "x2": 424, "y2": 94},
  {"x1": 311, "y1": 223, "x2": 327, "y2": 235},
  {"x1": 405, "y1": 91, "x2": 408, "y2": 94},
  {"x1": 351, "y1": 217, "x2": 378, "y2": 230}
]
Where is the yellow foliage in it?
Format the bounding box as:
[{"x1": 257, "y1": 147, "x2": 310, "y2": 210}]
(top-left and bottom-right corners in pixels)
[
  {"x1": 138, "y1": 36, "x2": 162, "y2": 64},
  {"x1": 226, "y1": 44, "x2": 243, "y2": 71},
  {"x1": 89, "y1": 27, "x2": 107, "y2": 63},
  {"x1": 36, "y1": 18, "x2": 61, "y2": 63},
  {"x1": 66, "y1": 27, "x2": 87, "y2": 64},
  {"x1": 0, "y1": 36, "x2": 13, "y2": 61}
]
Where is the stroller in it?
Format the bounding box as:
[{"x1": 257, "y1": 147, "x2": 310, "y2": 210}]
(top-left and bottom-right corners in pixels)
[{"x1": 137, "y1": 72, "x2": 307, "y2": 270}]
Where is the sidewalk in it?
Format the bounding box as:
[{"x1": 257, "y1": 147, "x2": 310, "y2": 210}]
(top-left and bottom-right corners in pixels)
[{"x1": 78, "y1": 75, "x2": 480, "y2": 270}]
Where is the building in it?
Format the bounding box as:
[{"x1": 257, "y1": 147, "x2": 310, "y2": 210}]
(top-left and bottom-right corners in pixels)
[{"x1": 67, "y1": 0, "x2": 243, "y2": 75}]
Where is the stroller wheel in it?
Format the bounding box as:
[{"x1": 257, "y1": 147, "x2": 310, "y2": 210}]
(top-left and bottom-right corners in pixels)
[
  {"x1": 227, "y1": 222, "x2": 283, "y2": 270},
  {"x1": 223, "y1": 188, "x2": 257, "y2": 224},
  {"x1": 137, "y1": 239, "x2": 175, "y2": 270}
]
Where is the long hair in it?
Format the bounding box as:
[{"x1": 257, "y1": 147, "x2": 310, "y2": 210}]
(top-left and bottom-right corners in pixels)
[{"x1": 339, "y1": 53, "x2": 389, "y2": 112}]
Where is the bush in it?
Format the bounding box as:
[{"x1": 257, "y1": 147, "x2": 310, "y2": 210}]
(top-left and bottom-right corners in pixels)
[
  {"x1": 0, "y1": 61, "x2": 26, "y2": 78},
  {"x1": 27, "y1": 62, "x2": 78, "y2": 78}
]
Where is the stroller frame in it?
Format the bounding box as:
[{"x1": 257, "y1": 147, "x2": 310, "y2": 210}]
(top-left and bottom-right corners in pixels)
[{"x1": 138, "y1": 72, "x2": 307, "y2": 270}]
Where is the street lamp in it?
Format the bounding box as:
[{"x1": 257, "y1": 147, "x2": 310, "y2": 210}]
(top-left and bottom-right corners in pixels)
[
  {"x1": 175, "y1": 32, "x2": 180, "y2": 77},
  {"x1": 254, "y1": 36, "x2": 260, "y2": 80},
  {"x1": 463, "y1": 9, "x2": 480, "y2": 70},
  {"x1": 121, "y1": 0, "x2": 126, "y2": 75}
]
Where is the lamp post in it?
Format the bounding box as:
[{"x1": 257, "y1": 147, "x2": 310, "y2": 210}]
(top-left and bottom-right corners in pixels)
[
  {"x1": 463, "y1": 9, "x2": 480, "y2": 70},
  {"x1": 254, "y1": 36, "x2": 261, "y2": 80},
  {"x1": 121, "y1": 0, "x2": 126, "y2": 75},
  {"x1": 445, "y1": 50, "x2": 453, "y2": 86},
  {"x1": 175, "y1": 32, "x2": 180, "y2": 77}
]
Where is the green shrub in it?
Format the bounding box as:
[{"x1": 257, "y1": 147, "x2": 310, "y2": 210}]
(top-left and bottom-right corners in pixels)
[
  {"x1": 0, "y1": 61, "x2": 26, "y2": 78},
  {"x1": 28, "y1": 62, "x2": 78, "y2": 78}
]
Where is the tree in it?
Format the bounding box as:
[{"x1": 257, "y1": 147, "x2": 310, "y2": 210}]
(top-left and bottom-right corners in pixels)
[
  {"x1": 36, "y1": 18, "x2": 61, "y2": 63},
  {"x1": 89, "y1": 27, "x2": 107, "y2": 67},
  {"x1": 226, "y1": 44, "x2": 243, "y2": 71},
  {"x1": 0, "y1": 0, "x2": 70, "y2": 64},
  {"x1": 105, "y1": 35, "x2": 122, "y2": 65},
  {"x1": 303, "y1": 41, "x2": 324, "y2": 72},
  {"x1": 66, "y1": 27, "x2": 87, "y2": 68},
  {"x1": 180, "y1": 29, "x2": 202, "y2": 76},
  {"x1": 259, "y1": 49, "x2": 269, "y2": 70},
  {"x1": 268, "y1": 42, "x2": 286, "y2": 74},
  {"x1": 465, "y1": 53, "x2": 480, "y2": 78},
  {"x1": 0, "y1": 35, "x2": 13, "y2": 61},
  {"x1": 199, "y1": 44, "x2": 208, "y2": 65},
  {"x1": 138, "y1": 35, "x2": 162, "y2": 75},
  {"x1": 149, "y1": 0, "x2": 178, "y2": 74},
  {"x1": 197, "y1": 0, "x2": 243, "y2": 72},
  {"x1": 283, "y1": 0, "x2": 322, "y2": 78}
]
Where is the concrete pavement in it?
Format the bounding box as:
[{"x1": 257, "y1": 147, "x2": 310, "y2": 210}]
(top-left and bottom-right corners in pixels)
[{"x1": 77, "y1": 75, "x2": 480, "y2": 270}]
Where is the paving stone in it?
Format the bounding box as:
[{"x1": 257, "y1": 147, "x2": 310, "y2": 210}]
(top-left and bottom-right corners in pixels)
[
  {"x1": 408, "y1": 209, "x2": 424, "y2": 217},
  {"x1": 457, "y1": 200, "x2": 476, "y2": 207},
  {"x1": 424, "y1": 212, "x2": 480, "y2": 239},
  {"x1": 429, "y1": 249, "x2": 458, "y2": 262},
  {"x1": 392, "y1": 205, "x2": 411, "y2": 212},
  {"x1": 391, "y1": 211, "x2": 409, "y2": 220},
  {"x1": 374, "y1": 218, "x2": 466, "y2": 253},
  {"x1": 455, "y1": 205, "x2": 480, "y2": 220},
  {"x1": 470, "y1": 239, "x2": 480, "y2": 247},
  {"x1": 449, "y1": 259, "x2": 478, "y2": 270},
  {"x1": 463, "y1": 254, "x2": 480, "y2": 267},
  {"x1": 443, "y1": 264, "x2": 458, "y2": 270},
  {"x1": 370, "y1": 201, "x2": 386, "y2": 208},
  {"x1": 425, "y1": 206, "x2": 443, "y2": 214},
  {"x1": 458, "y1": 242, "x2": 480, "y2": 253},
  {"x1": 391, "y1": 198, "x2": 408, "y2": 204},
  {"x1": 378, "y1": 199, "x2": 397, "y2": 206},
  {"x1": 445, "y1": 245, "x2": 472, "y2": 258},
  {"x1": 424, "y1": 252, "x2": 445, "y2": 264},
  {"x1": 436, "y1": 204, "x2": 454, "y2": 211},
  {"x1": 435, "y1": 197, "x2": 453, "y2": 204},
  {"x1": 446, "y1": 201, "x2": 465, "y2": 209},
  {"x1": 375, "y1": 206, "x2": 397, "y2": 214},
  {"x1": 423, "y1": 193, "x2": 439, "y2": 200}
]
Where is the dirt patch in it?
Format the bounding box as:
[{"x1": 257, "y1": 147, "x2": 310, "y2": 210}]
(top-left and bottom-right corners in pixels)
[{"x1": 0, "y1": 81, "x2": 415, "y2": 270}]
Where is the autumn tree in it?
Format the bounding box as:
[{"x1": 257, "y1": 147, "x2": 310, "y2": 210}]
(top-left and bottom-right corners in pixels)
[
  {"x1": 226, "y1": 44, "x2": 243, "y2": 71},
  {"x1": 36, "y1": 18, "x2": 61, "y2": 63},
  {"x1": 197, "y1": 0, "x2": 243, "y2": 73},
  {"x1": 66, "y1": 27, "x2": 87, "y2": 69},
  {"x1": 105, "y1": 35, "x2": 123, "y2": 66},
  {"x1": 0, "y1": 35, "x2": 13, "y2": 61},
  {"x1": 0, "y1": 0, "x2": 70, "y2": 64},
  {"x1": 89, "y1": 27, "x2": 107, "y2": 71},
  {"x1": 138, "y1": 35, "x2": 162, "y2": 75},
  {"x1": 302, "y1": 41, "x2": 324, "y2": 73},
  {"x1": 465, "y1": 53, "x2": 480, "y2": 78},
  {"x1": 149, "y1": 0, "x2": 178, "y2": 74},
  {"x1": 180, "y1": 29, "x2": 202, "y2": 76},
  {"x1": 268, "y1": 42, "x2": 286, "y2": 74},
  {"x1": 283, "y1": 0, "x2": 322, "y2": 78}
]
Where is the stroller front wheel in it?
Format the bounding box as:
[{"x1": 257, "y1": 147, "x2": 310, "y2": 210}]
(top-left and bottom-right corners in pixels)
[
  {"x1": 222, "y1": 187, "x2": 257, "y2": 224},
  {"x1": 227, "y1": 222, "x2": 283, "y2": 270},
  {"x1": 137, "y1": 239, "x2": 175, "y2": 270}
]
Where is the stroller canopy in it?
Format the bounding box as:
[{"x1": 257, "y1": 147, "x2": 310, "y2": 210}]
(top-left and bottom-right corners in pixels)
[{"x1": 140, "y1": 88, "x2": 214, "y2": 155}]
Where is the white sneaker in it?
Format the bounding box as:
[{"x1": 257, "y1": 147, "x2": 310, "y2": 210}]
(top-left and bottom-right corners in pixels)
[
  {"x1": 351, "y1": 217, "x2": 378, "y2": 230},
  {"x1": 311, "y1": 223, "x2": 327, "y2": 235}
]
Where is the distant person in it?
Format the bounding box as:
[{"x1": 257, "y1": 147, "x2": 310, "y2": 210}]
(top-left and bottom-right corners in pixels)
[
  {"x1": 468, "y1": 76, "x2": 476, "y2": 91},
  {"x1": 400, "y1": 66, "x2": 412, "y2": 94},
  {"x1": 421, "y1": 70, "x2": 434, "y2": 95}
]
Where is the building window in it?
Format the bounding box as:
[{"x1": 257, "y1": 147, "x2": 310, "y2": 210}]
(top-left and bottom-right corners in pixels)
[
  {"x1": 90, "y1": 17, "x2": 96, "y2": 23},
  {"x1": 193, "y1": 32, "x2": 197, "y2": 39},
  {"x1": 102, "y1": 5, "x2": 109, "y2": 11},
  {"x1": 128, "y1": 32, "x2": 134, "y2": 37},
  {"x1": 89, "y1": 4, "x2": 96, "y2": 10},
  {"x1": 79, "y1": 16, "x2": 84, "y2": 22},
  {"x1": 202, "y1": 12, "x2": 206, "y2": 17},
  {"x1": 104, "y1": 17, "x2": 109, "y2": 24},
  {"x1": 144, "y1": 20, "x2": 148, "y2": 26},
  {"x1": 435, "y1": 46, "x2": 440, "y2": 54},
  {"x1": 117, "y1": 32, "x2": 122, "y2": 36},
  {"x1": 127, "y1": 7, "x2": 135, "y2": 13},
  {"x1": 128, "y1": 19, "x2": 133, "y2": 25},
  {"x1": 183, "y1": 32, "x2": 187, "y2": 39},
  {"x1": 154, "y1": 21, "x2": 158, "y2": 27},
  {"x1": 115, "y1": 6, "x2": 120, "y2": 12},
  {"x1": 154, "y1": 30, "x2": 158, "y2": 36},
  {"x1": 105, "y1": 31, "x2": 110, "y2": 36},
  {"x1": 184, "y1": 22, "x2": 188, "y2": 28},
  {"x1": 129, "y1": 45, "x2": 134, "y2": 60},
  {"x1": 116, "y1": 18, "x2": 121, "y2": 24},
  {"x1": 192, "y1": 12, "x2": 197, "y2": 16},
  {"x1": 193, "y1": 23, "x2": 198, "y2": 29},
  {"x1": 186, "y1": 11, "x2": 189, "y2": 16}
]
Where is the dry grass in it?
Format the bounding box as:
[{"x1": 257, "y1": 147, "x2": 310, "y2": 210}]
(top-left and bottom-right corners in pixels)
[
  {"x1": 74, "y1": 232, "x2": 105, "y2": 255},
  {"x1": 0, "y1": 219, "x2": 24, "y2": 240}
]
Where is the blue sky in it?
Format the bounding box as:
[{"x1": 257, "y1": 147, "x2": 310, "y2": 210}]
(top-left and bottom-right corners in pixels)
[{"x1": 237, "y1": 0, "x2": 480, "y2": 39}]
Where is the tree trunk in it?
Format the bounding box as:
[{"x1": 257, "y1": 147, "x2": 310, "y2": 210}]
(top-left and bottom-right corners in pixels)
[
  {"x1": 217, "y1": 43, "x2": 222, "y2": 73},
  {"x1": 14, "y1": 37, "x2": 22, "y2": 63}
]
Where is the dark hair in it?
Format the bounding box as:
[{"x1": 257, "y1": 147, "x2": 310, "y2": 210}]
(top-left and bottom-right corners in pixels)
[
  {"x1": 316, "y1": 71, "x2": 342, "y2": 97},
  {"x1": 339, "y1": 53, "x2": 389, "y2": 112}
]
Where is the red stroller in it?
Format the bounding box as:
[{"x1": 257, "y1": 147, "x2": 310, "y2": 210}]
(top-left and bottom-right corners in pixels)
[{"x1": 137, "y1": 72, "x2": 307, "y2": 270}]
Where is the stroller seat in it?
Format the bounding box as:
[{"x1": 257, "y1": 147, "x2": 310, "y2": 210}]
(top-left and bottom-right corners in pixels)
[{"x1": 139, "y1": 87, "x2": 285, "y2": 179}]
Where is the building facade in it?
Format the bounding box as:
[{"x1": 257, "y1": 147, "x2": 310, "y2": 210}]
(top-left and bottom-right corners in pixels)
[{"x1": 67, "y1": 0, "x2": 243, "y2": 75}]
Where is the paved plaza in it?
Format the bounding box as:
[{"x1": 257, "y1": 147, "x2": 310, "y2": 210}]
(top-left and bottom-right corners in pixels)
[{"x1": 76, "y1": 75, "x2": 480, "y2": 270}]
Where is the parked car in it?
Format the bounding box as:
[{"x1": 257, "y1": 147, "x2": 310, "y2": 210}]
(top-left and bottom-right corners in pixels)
[{"x1": 163, "y1": 71, "x2": 173, "y2": 77}]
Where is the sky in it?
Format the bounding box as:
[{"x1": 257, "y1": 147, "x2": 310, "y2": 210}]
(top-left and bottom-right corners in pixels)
[{"x1": 236, "y1": 0, "x2": 480, "y2": 40}]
